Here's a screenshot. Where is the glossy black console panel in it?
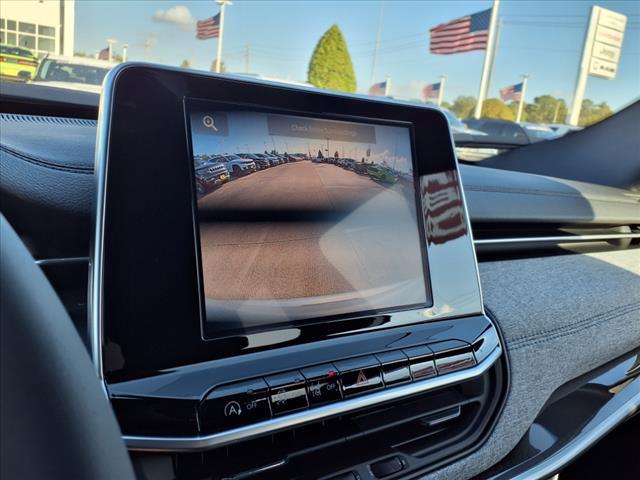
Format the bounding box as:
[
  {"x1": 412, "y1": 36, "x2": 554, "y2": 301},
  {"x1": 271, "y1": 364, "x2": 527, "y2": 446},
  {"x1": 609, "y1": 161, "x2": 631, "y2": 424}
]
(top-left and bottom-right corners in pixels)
[{"x1": 94, "y1": 64, "x2": 483, "y2": 385}]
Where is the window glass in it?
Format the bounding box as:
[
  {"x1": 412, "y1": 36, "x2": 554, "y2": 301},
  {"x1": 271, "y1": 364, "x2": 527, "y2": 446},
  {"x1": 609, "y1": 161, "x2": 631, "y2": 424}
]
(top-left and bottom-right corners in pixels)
[
  {"x1": 38, "y1": 37, "x2": 55, "y2": 52},
  {"x1": 18, "y1": 22, "x2": 36, "y2": 34},
  {"x1": 6, "y1": 32, "x2": 17, "y2": 45},
  {"x1": 18, "y1": 34, "x2": 35, "y2": 50},
  {"x1": 0, "y1": 18, "x2": 5, "y2": 29},
  {"x1": 7, "y1": 20, "x2": 16, "y2": 31},
  {"x1": 38, "y1": 25, "x2": 55, "y2": 37}
]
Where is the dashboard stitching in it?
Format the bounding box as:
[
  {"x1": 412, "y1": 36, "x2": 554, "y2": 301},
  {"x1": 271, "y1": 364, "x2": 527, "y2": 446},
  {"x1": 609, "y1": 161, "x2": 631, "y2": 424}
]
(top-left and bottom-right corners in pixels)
[
  {"x1": 0, "y1": 144, "x2": 94, "y2": 175},
  {"x1": 508, "y1": 304, "x2": 640, "y2": 351},
  {"x1": 465, "y1": 185, "x2": 640, "y2": 205},
  {"x1": 508, "y1": 300, "x2": 640, "y2": 344}
]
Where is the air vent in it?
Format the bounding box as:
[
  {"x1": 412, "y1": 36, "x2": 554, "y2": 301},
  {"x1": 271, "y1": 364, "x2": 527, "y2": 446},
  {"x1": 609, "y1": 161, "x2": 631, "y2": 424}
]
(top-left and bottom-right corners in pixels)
[
  {"x1": 0, "y1": 113, "x2": 97, "y2": 127},
  {"x1": 169, "y1": 360, "x2": 505, "y2": 480}
]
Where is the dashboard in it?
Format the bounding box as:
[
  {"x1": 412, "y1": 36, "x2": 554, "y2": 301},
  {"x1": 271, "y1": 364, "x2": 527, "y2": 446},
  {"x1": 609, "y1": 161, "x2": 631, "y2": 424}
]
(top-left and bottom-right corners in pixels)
[{"x1": 1, "y1": 65, "x2": 639, "y2": 480}]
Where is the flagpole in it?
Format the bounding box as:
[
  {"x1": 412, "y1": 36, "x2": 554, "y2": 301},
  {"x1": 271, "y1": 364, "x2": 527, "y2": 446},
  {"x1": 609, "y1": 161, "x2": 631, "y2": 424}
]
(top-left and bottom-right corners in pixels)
[
  {"x1": 515, "y1": 74, "x2": 529, "y2": 123},
  {"x1": 437, "y1": 75, "x2": 446, "y2": 107},
  {"x1": 384, "y1": 75, "x2": 391, "y2": 96},
  {"x1": 473, "y1": 0, "x2": 500, "y2": 119},
  {"x1": 215, "y1": 0, "x2": 232, "y2": 73}
]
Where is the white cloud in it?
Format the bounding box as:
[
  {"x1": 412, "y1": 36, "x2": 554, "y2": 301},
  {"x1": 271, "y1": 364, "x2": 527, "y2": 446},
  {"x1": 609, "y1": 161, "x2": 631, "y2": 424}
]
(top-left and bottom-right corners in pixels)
[{"x1": 152, "y1": 5, "x2": 195, "y2": 31}]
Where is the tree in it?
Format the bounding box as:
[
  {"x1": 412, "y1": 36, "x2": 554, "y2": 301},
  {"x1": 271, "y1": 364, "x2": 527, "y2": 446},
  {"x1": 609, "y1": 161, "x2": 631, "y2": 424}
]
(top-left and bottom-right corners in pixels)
[
  {"x1": 180, "y1": 59, "x2": 191, "y2": 68},
  {"x1": 523, "y1": 95, "x2": 568, "y2": 124},
  {"x1": 440, "y1": 100, "x2": 452, "y2": 110},
  {"x1": 450, "y1": 96, "x2": 476, "y2": 119},
  {"x1": 210, "y1": 59, "x2": 226, "y2": 73},
  {"x1": 308, "y1": 25, "x2": 356, "y2": 93},
  {"x1": 579, "y1": 99, "x2": 612, "y2": 127},
  {"x1": 481, "y1": 98, "x2": 515, "y2": 121}
]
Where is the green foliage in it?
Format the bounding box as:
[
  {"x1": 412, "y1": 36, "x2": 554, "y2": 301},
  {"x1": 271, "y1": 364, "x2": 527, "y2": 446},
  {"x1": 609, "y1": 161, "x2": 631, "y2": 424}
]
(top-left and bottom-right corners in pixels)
[
  {"x1": 180, "y1": 59, "x2": 191, "y2": 68},
  {"x1": 308, "y1": 25, "x2": 356, "y2": 93},
  {"x1": 579, "y1": 99, "x2": 613, "y2": 127},
  {"x1": 209, "y1": 59, "x2": 227, "y2": 72},
  {"x1": 450, "y1": 96, "x2": 476, "y2": 119},
  {"x1": 440, "y1": 100, "x2": 452, "y2": 110},
  {"x1": 523, "y1": 95, "x2": 568, "y2": 124},
  {"x1": 481, "y1": 98, "x2": 515, "y2": 121}
]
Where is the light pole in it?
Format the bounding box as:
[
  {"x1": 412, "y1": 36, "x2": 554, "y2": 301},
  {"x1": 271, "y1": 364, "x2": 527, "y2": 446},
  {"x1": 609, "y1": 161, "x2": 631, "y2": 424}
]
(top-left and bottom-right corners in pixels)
[
  {"x1": 215, "y1": 0, "x2": 232, "y2": 73},
  {"x1": 106, "y1": 38, "x2": 117, "y2": 62},
  {"x1": 437, "y1": 75, "x2": 447, "y2": 107}
]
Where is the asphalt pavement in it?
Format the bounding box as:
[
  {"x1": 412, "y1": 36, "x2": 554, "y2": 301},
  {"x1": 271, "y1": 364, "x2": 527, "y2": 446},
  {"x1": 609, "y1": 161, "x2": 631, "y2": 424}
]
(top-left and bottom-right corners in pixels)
[{"x1": 197, "y1": 161, "x2": 426, "y2": 306}]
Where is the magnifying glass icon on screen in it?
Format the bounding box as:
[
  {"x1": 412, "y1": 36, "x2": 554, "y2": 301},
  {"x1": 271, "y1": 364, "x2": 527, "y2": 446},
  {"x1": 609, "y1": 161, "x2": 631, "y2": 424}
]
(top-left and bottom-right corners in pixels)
[{"x1": 202, "y1": 115, "x2": 218, "y2": 131}]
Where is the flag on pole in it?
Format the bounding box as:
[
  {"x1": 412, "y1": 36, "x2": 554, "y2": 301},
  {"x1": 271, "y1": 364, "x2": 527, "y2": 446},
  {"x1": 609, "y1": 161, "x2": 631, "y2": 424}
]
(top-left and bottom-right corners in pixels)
[
  {"x1": 429, "y1": 9, "x2": 491, "y2": 55},
  {"x1": 368, "y1": 81, "x2": 388, "y2": 96},
  {"x1": 422, "y1": 82, "x2": 441, "y2": 100},
  {"x1": 499, "y1": 82, "x2": 523, "y2": 102},
  {"x1": 197, "y1": 13, "x2": 221, "y2": 39},
  {"x1": 98, "y1": 46, "x2": 109, "y2": 60}
]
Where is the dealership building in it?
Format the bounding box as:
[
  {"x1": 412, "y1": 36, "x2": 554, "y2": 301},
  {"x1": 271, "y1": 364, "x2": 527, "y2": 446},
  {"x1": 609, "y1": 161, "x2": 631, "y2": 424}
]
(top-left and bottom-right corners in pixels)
[{"x1": 1, "y1": 0, "x2": 75, "y2": 57}]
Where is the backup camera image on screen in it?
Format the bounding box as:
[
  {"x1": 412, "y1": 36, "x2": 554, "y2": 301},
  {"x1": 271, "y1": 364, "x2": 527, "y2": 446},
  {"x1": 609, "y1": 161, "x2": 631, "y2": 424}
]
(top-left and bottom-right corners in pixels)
[{"x1": 189, "y1": 107, "x2": 430, "y2": 337}]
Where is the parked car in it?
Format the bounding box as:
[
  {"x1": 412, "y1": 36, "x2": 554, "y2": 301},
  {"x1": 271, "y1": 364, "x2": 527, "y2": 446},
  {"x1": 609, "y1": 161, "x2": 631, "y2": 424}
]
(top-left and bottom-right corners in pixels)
[
  {"x1": 368, "y1": 165, "x2": 398, "y2": 184},
  {"x1": 214, "y1": 154, "x2": 256, "y2": 176},
  {"x1": 341, "y1": 158, "x2": 357, "y2": 170},
  {"x1": 354, "y1": 162, "x2": 371, "y2": 174},
  {"x1": 30, "y1": 55, "x2": 115, "y2": 93},
  {"x1": 518, "y1": 122, "x2": 562, "y2": 142},
  {"x1": 463, "y1": 118, "x2": 531, "y2": 144},
  {"x1": 194, "y1": 160, "x2": 230, "y2": 199},
  {"x1": 0, "y1": 44, "x2": 38, "y2": 81},
  {"x1": 238, "y1": 153, "x2": 269, "y2": 170}
]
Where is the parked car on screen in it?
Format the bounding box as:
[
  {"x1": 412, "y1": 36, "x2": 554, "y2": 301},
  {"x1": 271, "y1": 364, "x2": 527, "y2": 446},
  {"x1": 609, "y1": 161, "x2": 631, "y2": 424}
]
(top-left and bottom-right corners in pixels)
[
  {"x1": 194, "y1": 160, "x2": 230, "y2": 199},
  {"x1": 238, "y1": 153, "x2": 269, "y2": 170},
  {"x1": 354, "y1": 162, "x2": 370, "y2": 175},
  {"x1": 340, "y1": 158, "x2": 357, "y2": 170},
  {"x1": 214, "y1": 154, "x2": 256, "y2": 176},
  {"x1": 368, "y1": 165, "x2": 398, "y2": 184},
  {"x1": 0, "y1": 44, "x2": 38, "y2": 81}
]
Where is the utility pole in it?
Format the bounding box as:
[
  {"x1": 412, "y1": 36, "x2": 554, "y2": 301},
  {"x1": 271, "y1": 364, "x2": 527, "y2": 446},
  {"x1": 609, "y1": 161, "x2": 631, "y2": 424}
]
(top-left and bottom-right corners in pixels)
[
  {"x1": 552, "y1": 99, "x2": 561, "y2": 124},
  {"x1": 244, "y1": 44, "x2": 250, "y2": 73},
  {"x1": 370, "y1": 1, "x2": 385, "y2": 86},
  {"x1": 122, "y1": 44, "x2": 128, "y2": 62},
  {"x1": 437, "y1": 75, "x2": 447, "y2": 107},
  {"x1": 215, "y1": 0, "x2": 232, "y2": 73},
  {"x1": 473, "y1": 0, "x2": 500, "y2": 119},
  {"x1": 515, "y1": 74, "x2": 529, "y2": 123},
  {"x1": 106, "y1": 38, "x2": 117, "y2": 62}
]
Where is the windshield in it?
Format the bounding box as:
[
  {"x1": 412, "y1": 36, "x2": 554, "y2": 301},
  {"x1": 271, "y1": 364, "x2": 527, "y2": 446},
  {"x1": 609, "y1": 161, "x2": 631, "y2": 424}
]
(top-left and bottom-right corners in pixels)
[{"x1": 1, "y1": 1, "x2": 638, "y2": 153}]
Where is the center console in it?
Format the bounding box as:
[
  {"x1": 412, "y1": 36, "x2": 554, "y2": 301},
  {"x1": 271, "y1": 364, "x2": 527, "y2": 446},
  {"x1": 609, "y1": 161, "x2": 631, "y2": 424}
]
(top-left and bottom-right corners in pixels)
[{"x1": 91, "y1": 64, "x2": 506, "y2": 479}]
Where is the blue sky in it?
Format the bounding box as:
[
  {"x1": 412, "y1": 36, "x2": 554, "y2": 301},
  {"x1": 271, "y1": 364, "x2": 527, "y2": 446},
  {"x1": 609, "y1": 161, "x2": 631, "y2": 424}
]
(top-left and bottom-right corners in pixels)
[{"x1": 76, "y1": 0, "x2": 639, "y2": 110}]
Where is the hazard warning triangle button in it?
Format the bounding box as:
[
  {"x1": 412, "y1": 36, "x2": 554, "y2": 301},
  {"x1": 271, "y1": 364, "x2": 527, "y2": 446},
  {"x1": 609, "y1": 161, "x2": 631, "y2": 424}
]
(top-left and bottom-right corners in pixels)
[{"x1": 338, "y1": 361, "x2": 383, "y2": 397}]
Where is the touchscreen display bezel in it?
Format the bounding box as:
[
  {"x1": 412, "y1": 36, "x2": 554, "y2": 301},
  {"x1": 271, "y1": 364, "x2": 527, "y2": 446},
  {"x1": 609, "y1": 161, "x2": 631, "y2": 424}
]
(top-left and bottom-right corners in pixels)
[
  {"x1": 94, "y1": 64, "x2": 481, "y2": 383},
  {"x1": 185, "y1": 99, "x2": 433, "y2": 340}
]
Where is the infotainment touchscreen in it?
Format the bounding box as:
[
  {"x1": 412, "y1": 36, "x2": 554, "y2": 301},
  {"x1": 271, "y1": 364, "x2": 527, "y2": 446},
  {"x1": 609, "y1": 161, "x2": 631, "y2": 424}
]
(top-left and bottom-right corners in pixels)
[{"x1": 188, "y1": 105, "x2": 431, "y2": 337}]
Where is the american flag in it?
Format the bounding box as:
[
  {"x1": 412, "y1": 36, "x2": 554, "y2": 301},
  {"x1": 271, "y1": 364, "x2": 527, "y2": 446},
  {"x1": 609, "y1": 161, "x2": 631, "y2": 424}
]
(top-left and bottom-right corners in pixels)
[
  {"x1": 499, "y1": 82, "x2": 523, "y2": 102},
  {"x1": 422, "y1": 82, "x2": 441, "y2": 100},
  {"x1": 98, "y1": 46, "x2": 109, "y2": 60},
  {"x1": 197, "y1": 13, "x2": 220, "y2": 39},
  {"x1": 368, "y1": 81, "x2": 387, "y2": 97},
  {"x1": 430, "y1": 9, "x2": 491, "y2": 55}
]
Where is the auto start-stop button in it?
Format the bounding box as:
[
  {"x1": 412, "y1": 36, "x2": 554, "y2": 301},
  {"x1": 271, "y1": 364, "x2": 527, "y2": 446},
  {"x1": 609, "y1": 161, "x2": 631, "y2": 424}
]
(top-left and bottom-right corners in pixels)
[{"x1": 200, "y1": 378, "x2": 271, "y2": 433}]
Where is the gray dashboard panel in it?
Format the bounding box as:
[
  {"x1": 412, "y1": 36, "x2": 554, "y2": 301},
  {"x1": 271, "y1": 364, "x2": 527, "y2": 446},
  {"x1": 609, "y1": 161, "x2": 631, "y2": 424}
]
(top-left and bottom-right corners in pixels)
[{"x1": 423, "y1": 249, "x2": 640, "y2": 480}]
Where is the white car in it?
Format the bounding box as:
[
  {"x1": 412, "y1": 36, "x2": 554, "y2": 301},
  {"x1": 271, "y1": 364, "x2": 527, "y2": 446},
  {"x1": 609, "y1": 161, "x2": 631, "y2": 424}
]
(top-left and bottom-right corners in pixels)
[{"x1": 30, "y1": 55, "x2": 116, "y2": 93}]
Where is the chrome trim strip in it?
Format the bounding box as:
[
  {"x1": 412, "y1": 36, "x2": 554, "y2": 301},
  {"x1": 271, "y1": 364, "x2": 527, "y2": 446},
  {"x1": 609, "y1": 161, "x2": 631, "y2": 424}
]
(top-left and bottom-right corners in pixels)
[
  {"x1": 35, "y1": 256, "x2": 90, "y2": 266},
  {"x1": 123, "y1": 346, "x2": 501, "y2": 452},
  {"x1": 475, "y1": 233, "x2": 640, "y2": 247},
  {"x1": 497, "y1": 376, "x2": 640, "y2": 480}
]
